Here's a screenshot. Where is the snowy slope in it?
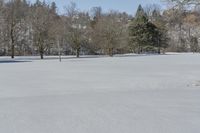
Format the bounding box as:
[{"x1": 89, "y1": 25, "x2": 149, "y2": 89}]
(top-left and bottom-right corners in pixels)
[{"x1": 0, "y1": 54, "x2": 200, "y2": 133}]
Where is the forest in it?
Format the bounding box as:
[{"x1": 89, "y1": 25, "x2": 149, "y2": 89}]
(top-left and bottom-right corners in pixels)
[{"x1": 0, "y1": 0, "x2": 200, "y2": 59}]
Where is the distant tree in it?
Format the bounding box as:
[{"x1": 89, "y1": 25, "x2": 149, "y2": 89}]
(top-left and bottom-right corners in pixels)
[
  {"x1": 163, "y1": 0, "x2": 199, "y2": 51},
  {"x1": 190, "y1": 36, "x2": 199, "y2": 53},
  {"x1": 0, "y1": 0, "x2": 7, "y2": 55},
  {"x1": 90, "y1": 6, "x2": 102, "y2": 31},
  {"x1": 1, "y1": 0, "x2": 200, "y2": 57},
  {"x1": 65, "y1": 2, "x2": 90, "y2": 58},
  {"x1": 91, "y1": 11, "x2": 125, "y2": 56},
  {"x1": 91, "y1": 7, "x2": 102, "y2": 21},
  {"x1": 49, "y1": 16, "x2": 65, "y2": 61},
  {"x1": 50, "y1": 2, "x2": 57, "y2": 14},
  {"x1": 144, "y1": 4, "x2": 161, "y2": 20},
  {"x1": 129, "y1": 5, "x2": 160, "y2": 54},
  {"x1": 150, "y1": 8, "x2": 169, "y2": 53},
  {"x1": 31, "y1": 1, "x2": 53, "y2": 59},
  {"x1": 5, "y1": 0, "x2": 29, "y2": 58},
  {"x1": 163, "y1": 0, "x2": 200, "y2": 7}
]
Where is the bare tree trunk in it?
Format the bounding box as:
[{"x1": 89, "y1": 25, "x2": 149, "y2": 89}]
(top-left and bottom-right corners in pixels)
[
  {"x1": 108, "y1": 48, "x2": 113, "y2": 57},
  {"x1": 10, "y1": 0, "x2": 15, "y2": 59},
  {"x1": 40, "y1": 53, "x2": 44, "y2": 59},
  {"x1": 137, "y1": 44, "x2": 142, "y2": 54},
  {"x1": 11, "y1": 27, "x2": 15, "y2": 59},
  {"x1": 39, "y1": 43, "x2": 44, "y2": 59},
  {"x1": 76, "y1": 42, "x2": 80, "y2": 58},
  {"x1": 76, "y1": 48, "x2": 80, "y2": 58},
  {"x1": 57, "y1": 38, "x2": 61, "y2": 62},
  {"x1": 188, "y1": 27, "x2": 191, "y2": 39},
  {"x1": 179, "y1": 23, "x2": 182, "y2": 46},
  {"x1": 158, "y1": 39, "x2": 161, "y2": 54},
  {"x1": 11, "y1": 44, "x2": 14, "y2": 58}
]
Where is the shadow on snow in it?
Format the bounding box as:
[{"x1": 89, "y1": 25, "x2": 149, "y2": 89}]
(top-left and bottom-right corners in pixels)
[{"x1": 0, "y1": 60, "x2": 31, "y2": 64}]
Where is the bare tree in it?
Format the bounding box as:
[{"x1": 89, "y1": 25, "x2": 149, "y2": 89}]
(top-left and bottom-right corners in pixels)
[
  {"x1": 144, "y1": 4, "x2": 161, "y2": 20},
  {"x1": 0, "y1": 1, "x2": 8, "y2": 56},
  {"x1": 92, "y1": 11, "x2": 125, "y2": 56},
  {"x1": 5, "y1": 0, "x2": 28, "y2": 58},
  {"x1": 49, "y1": 14, "x2": 65, "y2": 61},
  {"x1": 31, "y1": 1, "x2": 53, "y2": 59},
  {"x1": 65, "y1": 2, "x2": 90, "y2": 58}
]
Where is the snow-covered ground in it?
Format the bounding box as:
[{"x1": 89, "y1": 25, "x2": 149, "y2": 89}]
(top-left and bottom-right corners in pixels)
[{"x1": 0, "y1": 53, "x2": 200, "y2": 133}]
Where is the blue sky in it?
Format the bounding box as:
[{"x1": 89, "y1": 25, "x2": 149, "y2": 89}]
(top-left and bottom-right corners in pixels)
[{"x1": 30, "y1": 0, "x2": 164, "y2": 15}]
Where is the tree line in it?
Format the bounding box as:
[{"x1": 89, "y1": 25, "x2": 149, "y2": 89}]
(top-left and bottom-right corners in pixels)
[{"x1": 0, "y1": 0, "x2": 200, "y2": 59}]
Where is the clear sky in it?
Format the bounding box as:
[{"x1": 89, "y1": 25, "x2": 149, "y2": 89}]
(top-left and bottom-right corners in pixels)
[{"x1": 30, "y1": 0, "x2": 164, "y2": 15}]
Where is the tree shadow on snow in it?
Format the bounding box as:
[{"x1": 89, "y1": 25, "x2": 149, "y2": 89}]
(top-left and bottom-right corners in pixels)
[
  {"x1": 114, "y1": 54, "x2": 167, "y2": 58},
  {"x1": 0, "y1": 60, "x2": 31, "y2": 64}
]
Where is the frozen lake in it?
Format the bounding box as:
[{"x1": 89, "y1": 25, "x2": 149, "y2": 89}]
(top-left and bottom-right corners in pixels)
[{"x1": 0, "y1": 53, "x2": 200, "y2": 133}]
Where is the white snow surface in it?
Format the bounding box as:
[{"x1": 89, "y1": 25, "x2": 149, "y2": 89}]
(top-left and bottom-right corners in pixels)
[{"x1": 0, "y1": 53, "x2": 200, "y2": 133}]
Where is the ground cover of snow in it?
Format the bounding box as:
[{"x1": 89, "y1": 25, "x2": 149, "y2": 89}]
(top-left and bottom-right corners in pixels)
[{"x1": 0, "y1": 53, "x2": 200, "y2": 133}]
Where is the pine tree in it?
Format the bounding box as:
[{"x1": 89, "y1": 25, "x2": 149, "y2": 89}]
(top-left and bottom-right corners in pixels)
[
  {"x1": 50, "y1": 2, "x2": 57, "y2": 14},
  {"x1": 129, "y1": 5, "x2": 159, "y2": 54},
  {"x1": 135, "y1": 5, "x2": 149, "y2": 26}
]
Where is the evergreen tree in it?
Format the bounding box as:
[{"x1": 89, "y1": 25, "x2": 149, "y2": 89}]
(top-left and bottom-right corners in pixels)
[
  {"x1": 135, "y1": 4, "x2": 147, "y2": 20},
  {"x1": 50, "y1": 2, "x2": 57, "y2": 14},
  {"x1": 129, "y1": 5, "x2": 159, "y2": 54}
]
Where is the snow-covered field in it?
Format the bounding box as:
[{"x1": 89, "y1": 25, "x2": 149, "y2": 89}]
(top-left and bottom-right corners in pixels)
[{"x1": 0, "y1": 53, "x2": 200, "y2": 133}]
